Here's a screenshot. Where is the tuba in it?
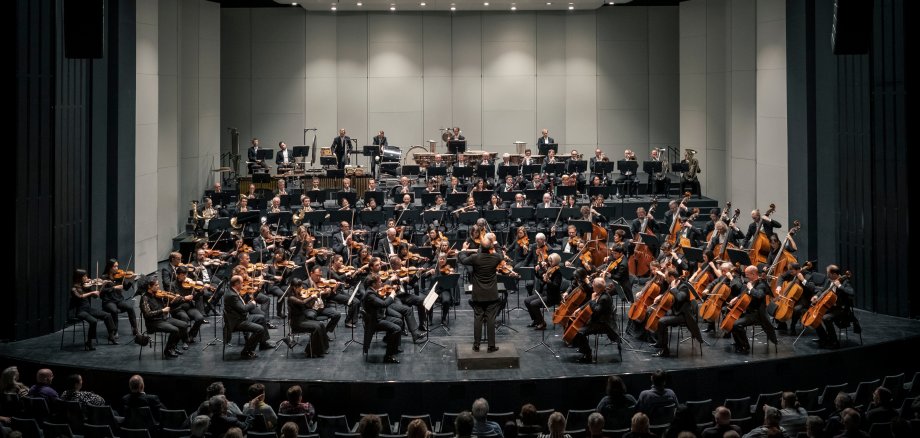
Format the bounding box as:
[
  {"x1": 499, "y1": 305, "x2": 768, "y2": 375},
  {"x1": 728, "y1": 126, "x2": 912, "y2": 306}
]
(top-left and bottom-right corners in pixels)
[
  {"x1": 189, "y1": 200, "x2": 201, "y2": 228},
  {"x1": 682, "y1": 149, "x2": 700, "y2": 181}
]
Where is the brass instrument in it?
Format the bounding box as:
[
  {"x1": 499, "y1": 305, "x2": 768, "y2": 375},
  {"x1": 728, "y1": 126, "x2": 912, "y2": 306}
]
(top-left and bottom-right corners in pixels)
[
  {"x1": 682, "y1": 148, "x2": 701, "y2": 181},
  {"x1": 189, "y1": 200, "x2": 201, "y2": 228}
]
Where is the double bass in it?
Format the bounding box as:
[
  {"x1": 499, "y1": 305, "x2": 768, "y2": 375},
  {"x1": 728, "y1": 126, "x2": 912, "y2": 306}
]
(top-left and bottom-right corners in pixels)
[
  {"x1": 711, "y1": 208, "x2": 741, "y2": 260},
  {"x1": 585, "y1": 208, "x2": 609, "y2": 268},
  {"x1": 628, "y1": 197, "x2": 658, "y2": 277},
  {"x1": 666, "y1": 192, "x2": 693, "y2": 246},
  {"x1": 766, "y1": 221, "x2": 801, "y2": 291},
  {"x1": 773, "y1": 260, "x2": 813, "y2": 322},
  {"x1": 747, "y1": 203, "x2": 776, "y2": 265},
  {"x1": 801, "y1": 271, "x2": 851, "y2": 329},
  {"x1": 627, "y1": 270, "x2": 664, "y2": 323}
]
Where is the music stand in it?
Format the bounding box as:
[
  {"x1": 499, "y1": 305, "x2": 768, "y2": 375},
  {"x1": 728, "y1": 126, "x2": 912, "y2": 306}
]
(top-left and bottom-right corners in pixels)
[
  {"x1": 525, "y1": 189, "x2": 546, "y2": 203},
  {"x1": 207, "y1": 218, "x2": 230, "y2": 235},
  {"x1": 201, "y1": 279, "x2": 228, "y2": 351},
  {"x1": 568, "y1": 220, "x2": 593, "y2": 235},
  {"x1": 303, "y1": 210, "x2": 328, "y2": 229},
  {"x1": 556, "y1": 186, "x2": 577, "y2": 199},
  {"x1": 396, "y1": 208, "x2": 422, "y2": 226},
  {"x1": 567, "y1": 160, "x2": 587, "y2": 173},
  {"x1": 682, "y1": 246, "x2": 704, "y2": 264},
  {"x1": 446, "y1": 192, "x2": 469, "y2": 206},
  {"x1": 596, "y1": 206, "x2": 619, "y2": 223},
  {"x1": 326, "y1": 169, "x2": 345, "y2": 178},
  {"x1": 499, "y1": 191, "x2": 520, "y2": 203},
  {"x1": 306, "y1": 189, "x2": 326, "y2": 203},
  {"x1": 523, "y1": 164, "x2": 542, "y2": 176},
  {"x1": 448, "y1": 140, "x2": 466, "y2": 154},
  {"x1": 402, "y1": 165, "x2": 421, "y2": 177},
  {"x1": 452, "y1": 166, "x2": 474, "y2": 180},
  {"x1": 493, "y1": 281, "x2": 519, "y2": 334},
  {"x1": 342, "y1": 284, "x2": 364, "y2": 352},
  {"x1": 472, "y1": 191, "x2": 493, "y2": 205},
  {"x1": 538, "y1": 143, "x2": 558, "y2": 156},
  {"x1": 457, "y1": 210, "x2": 480, "y2": 225},
  {"x1": 266, "y1": 211, "x2": 293, "y2": 229},
  {"x1": 510, "y1": 207, "x2": 534, "y2": 223},
  {"x1": 361, "y1": 190, "x2": 382, "y2": 207},
  {"x1": 422, "y1": 210, "x2": 445, "y2": 226},
  {"x1": 497, "y1": 165, "x2": 520, "y2": 179},
  {"x1": 257, "y1": 149, "x2": 274, "y2": 161},
  {"x1": 482, "y1": 209, "x2": 508, "y2": 226},
  {"x1": 358, "y1": 210, "x2": 387, "y2": 228},
  {"x1": 524, "y1": 289, "x2": 558, "y2": 357},
  {"x1": 587, "y1": 186, "x2": 612, "y2": 199},
  {"x1": 535, "y1": 207, "x2": 560, "y2": 222},
  {"x1": 476, "y1": 164, "x2": 495, "y2": 180},
  {"x1": 252, "y1": 173, "x2": 271, "y2": 184},
  {"x1": 726, "y1": 248, "x2": 753, "y2": 267},
  {"x1": 427, "y1": 166, "x2": 447, "y2": 177},
  {"x1": 543, "y1": 163, "x2": 565, "y2": 175},
  {"x1": 335, "y1": 192, "x2": 357, "y2": 208},
  {"x1": 420, "y1": 193, "x2": 439, "y2": 207},
  {"x1": 616, "y1": 161, "x2": 639, "y2": 198},
  {"x1": 670, "y1": 162, "x2": 689, "y2": 173},
  {"x1": 593, "y1": 160, "x2": 615, "y2": 177},
  {"x1": 362, "y1": 145, "x2": 380, "y2": 157},
  {"x1": 639, "y1": 232, "x2": 661, "y2": 253}
]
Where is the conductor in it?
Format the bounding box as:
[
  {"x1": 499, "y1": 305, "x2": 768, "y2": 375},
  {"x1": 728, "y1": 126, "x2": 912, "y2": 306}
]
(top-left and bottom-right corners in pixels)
[{"x1": 459, "y1": 237, "x2": 504, "y2": 353}]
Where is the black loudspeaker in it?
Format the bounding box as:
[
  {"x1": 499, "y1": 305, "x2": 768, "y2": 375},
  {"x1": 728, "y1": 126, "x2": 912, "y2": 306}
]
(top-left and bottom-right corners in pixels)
[
  {"x1": 63, "y1": 0, "x2": 104, "y2": 59},
  {"x1": 832, "y1": 0, "x2": 873, "y2": 55}
]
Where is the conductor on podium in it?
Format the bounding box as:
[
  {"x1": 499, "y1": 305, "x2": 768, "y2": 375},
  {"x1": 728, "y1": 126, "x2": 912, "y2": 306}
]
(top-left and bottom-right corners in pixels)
[
  {"x1": 459, "y1": 237, "x2": 504, "y2": 353},
  {"x1": 331, "y1": 128, "x2": 353, "y2": 169}
]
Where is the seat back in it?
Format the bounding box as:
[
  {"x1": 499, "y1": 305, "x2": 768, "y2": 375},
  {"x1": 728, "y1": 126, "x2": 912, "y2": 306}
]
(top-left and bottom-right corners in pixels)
[
  {"x1": 897, "y1": 396, "x2": 916, "y2": 419},
  {"x1": 52, "y1": 399, "x2": 85, "y2": 432},
  {"x1": 819, "y1": 383, "x2": 849, "y2": 411},
  {"x1": 123, "y1": 406, "x2": 159, "y2": 430},
  {"x1": 43, "y1": 421, "x2": 76, "y2": 438},
  {"x1": 85, "y1": 404, "x2": 120, "y2": 428},
  {"x1": 162, "y1": 428, "x2": 193, "y2": 438},
  {"x1": 439, "y1": 412, "x2": 460, "y2": 434},
  {"x1": 564, "y1": 409, "x2": 595, "y2": 431},
  {"x1": 647, "y1": 404, "x2": 677, "y2": 427},
  {"x1": 398, "y1": 414, "x2": 432, "y2": 434},
  {"x1": 881, "y1": 373, "x2": 905, "y2": 402},
  {"x1": 120, "y1": 427, "x2": 154, "y2": 438},
  {"x1": 24, "y1": 397, "x2": 51, "y2": 420},
  {"x1": 83, "y1": 424, "x2": 116, "y2": 438},
  {"x1": 535, "y1": 409, "x2": 555, "y2": 433},
  {"x1": 159, "y1": 408, "x2": 189, "y2": 429},
  {"x1": 723, "y1": 397, "x2": 752, "y2": 421},
  {"x1": 278, "y1": 413, "x2": 311, "y2": 435},
  {"x1": 11, "y1": 417, "x2": 43, "y2": 438},
  {"x1": 604, "y1": 404, "x2": 635, "y2": 431},
  {"x1": 1, "y1": 393, "x2": 22, "y2": 417},
  {"x1": 867, "y1": 421, "x2": 893, "y2": 438},
  {"x1": 795, "y1": 388, "x2": 821, "y2": 412},
  {"x1": 751, "y1": 392, "x2": 782, "y2": 424},
  {"x1": 852, "y1": 379, "x2": 882, "y2": 409},
  {"x1": 684, "y1": 399, "x2": 713, "y2": 428},
  {"x1": 907, "y1": 372, "x2": 920, "y2": 397},
  {"x1": 487, "y1": 412, "x2": 516, "y2": 428},
  {"x1": 317, "y1": 414, "x2": 351, "y2": 438}
]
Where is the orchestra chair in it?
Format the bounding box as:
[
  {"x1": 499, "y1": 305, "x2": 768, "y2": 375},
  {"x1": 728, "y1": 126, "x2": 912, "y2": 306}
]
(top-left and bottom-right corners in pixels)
[
  {"x1": 669, "y1": 324, "x2": 703, "y2": 358},
  {"x1": 748, "y1": 324, "x2": 777, "y2": 355},
  {"x1": 59, "y1": 307, "x2": 87, "y2": 350},
  {"x1": 137, "y1": 329, "x2": 168, "y2": 361},
  {"x1": 590, "y1": 332, "x2": 623, "y2": 363}
]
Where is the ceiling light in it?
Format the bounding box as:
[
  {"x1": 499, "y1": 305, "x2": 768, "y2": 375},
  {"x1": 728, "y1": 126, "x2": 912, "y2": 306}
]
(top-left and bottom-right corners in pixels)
[
  {"x1": 331, "y1": 6, "x2": 337, "y2": 10},
  {"x1": 356, "y1": 1, "x2": 362, "y2": 5},
  {"x1": 511, "y1": 6, "x2": 517, "y2": 10},
  {"x1": 569, "y1": 4, "x2": 574, "y2": 10},
  {"x1": 483, "y1": 2, "x2": 489, "y2": 5},
  {"x1": 450, "y1": 6, "x2": 456, "y2": 11},
  {"x1": 390, "y1": 6, "x2": 396, "y2": 11},
  {"x1": 546, "y1": 2, "x2": 552, "y2": 5},
  {"x1": 420, "y1": 2, "x2": 426, "y2": 5}
]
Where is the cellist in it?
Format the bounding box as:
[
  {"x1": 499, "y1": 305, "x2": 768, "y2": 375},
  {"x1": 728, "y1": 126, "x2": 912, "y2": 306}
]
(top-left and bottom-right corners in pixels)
[
  {"x1": 649, "y1": 269, "x2": 702, "y2": 358},
  {"x1": 809, "y1": 265, "x2": 855, "y2": 349},
  {"x1": 602, "y1": 245, "x2": 631, "y2": 301},
  {"x1": 727, "y1": 265, "x2": 777, "y2": 354},
  {"x1": 766, "y1": 233, "x2": 798, "y2": 268},
  {"x1": 570, "y1": 277, "x2": 621, "y2": 363},
  {"x1": 700, "y1": 261, "x2": 742, "y2": 334},
  {"x1": 773, "y1": 262, "x2": 815, "y2": 335}
]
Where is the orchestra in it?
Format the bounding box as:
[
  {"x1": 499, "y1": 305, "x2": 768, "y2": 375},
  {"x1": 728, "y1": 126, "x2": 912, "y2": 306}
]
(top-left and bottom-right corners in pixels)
[{"x1": 69, "y1": 130, "x2": 860, "y2": 365}]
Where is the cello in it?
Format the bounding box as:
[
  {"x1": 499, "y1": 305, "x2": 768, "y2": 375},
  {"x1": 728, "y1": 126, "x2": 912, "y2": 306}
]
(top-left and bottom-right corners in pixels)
[
  {"x1": 698, "y1": 273, "x2": 734, "y2": 322},
  {"x1": 563, "y1": 303, "x2": 593, "y2": 344},
  {"x1": 747, "y1": 203, "x2": 776, "y2": 265},
  {"x1": 628, "y1": 197, "x2": 658, "y2": 277},
  {"x1": 705, "y1": 202, "x2": 732, "y2": 243},
  {"x1": 645, "y1": 273, "x2": 686, "y2": 332},
  {"x1": 766, "y1": 221, "x2": 800, "y2": 291},
  {"x1": 553, "y1": 284, "x2": 587, "y2": 325},
  {"x1": 720, "y1": 276, "x2": 758, "y2": 332},
  {"x1": 773, "y1": 260, "x2": 813, "y2": 322},
  {"x1": 801, "y1": 271, "x2": 851, "y2": 329},
  {"x1": 678, "y1": 208, "x2": 701, "y2": 250},
  {"x1": 627, "y1": 269, "x2": 664, "y2": 323},
  {"x1": 666, "y1": 192, "x2": 693, "y2": 246},
  {"x1": 688, "y1": 259, "x2": 716, "y2": 300}
]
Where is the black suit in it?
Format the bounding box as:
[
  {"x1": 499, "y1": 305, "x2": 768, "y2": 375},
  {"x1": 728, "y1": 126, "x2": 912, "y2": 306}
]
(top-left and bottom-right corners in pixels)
[
  {"x1": 362, "y1": 288, "x2": 402, "y2": 356},
  {"x1": 744, "y1": 218, "x2": 782, "y2": 246},
  {"x1": 372, "y1": 135, "x2": 387, "y2": 146},
  {"x1": 247, "y1": 147, "x2": 266, "y2": 173},
  {"x1": 606, "y1": 255, "x2": 632, "y2": 302},
  {"x1": 287, "y1": 293, "x2": 329, "y2": 357},
  {"x1": 160, "y1": 265, "x2": 178, "y2": 293},
  {"x1": 654, "y1": 280, "x2": 702, "y2": 352},
  {"x1": 571, "y1": 291, "x2": 620, "y2": 356},
  {"x1": 275, "y1": 148, "x2": 294, "y2": 169},
  {"x1": 459, "y1": 249, "x2": 504, "y2": 348},
  {"x1": 812, "y1": 278, "x2": 856, "y2": 345},
  {"x1": 331, "y1": 135, "x2": 352, "y2": 169},
  {"x1": 223, "y1": 288, "x2": 269, "y2": 354},
  {"x1": 730, "y1": 280, "x2": 776, "y2": 350},
  {"x1": 536, "y1": 136, "x2": 555, "y2": 155}
]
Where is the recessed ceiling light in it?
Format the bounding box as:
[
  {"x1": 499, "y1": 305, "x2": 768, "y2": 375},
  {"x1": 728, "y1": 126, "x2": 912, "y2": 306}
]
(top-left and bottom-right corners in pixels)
[
  {"x1": 450, "y1": 6, "x2": 456, "y2": 11},
  {"x1": 568, "y1": 5, "x2": 574, "y2": 9},
  {"x1": 291, "y1": 2, "x2": 297, "y2": 5},
  {"x1": 356, "y1": 1, "x2": 362, "y2": 5},
  {"x1": 390, "y1": 6, "x2": 396, "y2": 11},
  {"x1": 483, "y1": 2, "x2": 489, "y2": 5},
  {"x1": 511, "y1": 6, "x2": 517, "y2": 10},
  {"x1": 546, "y1": 2, "x2": 552, "y2": 5},
  {"x1": 331, "y1": 6, "x2": 336, "y2": 10},
  {"x1": 420, "y1": 2, "x2": 426, "y2": 6}
]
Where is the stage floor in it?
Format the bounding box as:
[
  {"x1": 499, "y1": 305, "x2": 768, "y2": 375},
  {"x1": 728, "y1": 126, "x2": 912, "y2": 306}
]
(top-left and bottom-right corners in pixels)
[{"x1": 2, "y1": 302, "x2": 919, "y2": 384}]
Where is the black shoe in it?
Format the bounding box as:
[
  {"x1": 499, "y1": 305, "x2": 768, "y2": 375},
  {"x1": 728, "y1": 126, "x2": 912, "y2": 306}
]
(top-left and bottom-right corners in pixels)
[
  {"x1": 277, "y1": 313, "x2": 287, "y2": 319},
  {"x1": 164, "y1": 349, "x2": 178, "y2": 359},
  {"x1": 487, "y1": 346, "x2": 499, "y2": 353},
  {"x1": 174, "y1": 348, "x2": 184, "y2": 355},
  {"x1": 241, "y1": 350, "x2": 258, "y2": 359},
  {"x1": 472, "y1": 345, "x2": 480, "y2": 352},
  {"x1": 282, "y1": 336, "x2": 294, "y2": 349},
  {"x1": 187, "y1": 339, "x2": 197, "y2": 345},
  {"x1": 108, "y1": 335, "x2": 118, "y2": 345},
  {"x1": 526, "y1": 321, "x2": 537, "y2": 327},
  {"x1": 345, "y1": 322, "x2": 356, "y2": 329},
  {"x1": 181, "y1": 343, "x2": 190, "y2": 350},
  {"x1": 383, "y1": 355, "x2": 400, "y2": 364},
  {"x1": 576, "y1": 354, "x2": 593, "y2": 363},
  {"x1": 652, "y1": 349, "x2": 670, "y2": 358},
  {"x1": 266, "y1": 323, "x2": 278, "y2": 330},
  {"x1": 649, "y1": 342, "x2": 662, "y2": 349},
  {"x1": 534, "y1": 322, "x2": 547, "y2": 330},
  {"x1": 259, "y1": 342, "x2": 273, "y2": 351},
  {"x1": 85, "y1": 340, "x2": 96, "y2": 351},
  {"x1": 202, "y1": 319, "x2": 210, "y2": 324},
  {"x1": 702, "y1": 326, "x2": 714, "y2": 333},
  {"x1": 733, "y1": 345, "x2": 750, "y2": 354}
]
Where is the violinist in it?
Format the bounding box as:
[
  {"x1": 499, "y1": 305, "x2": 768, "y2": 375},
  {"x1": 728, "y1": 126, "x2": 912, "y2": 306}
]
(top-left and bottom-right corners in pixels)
[
  {"x1": 222, "y1": 275, "x2": 271, "y2": 360},
  {"x1": 101, "y1": 259, "x2": 139, "y2": 338},
  {"x1": 394, "y1": 194, "x2": 413, "y2": 212},
  {"x1": 161, "y1": 252, "x2": 182, "y2": 292},
  {"x1": 332, "y1": 221, "x2": 358, "y2": 261},
  {"x1": 728, "y1": 265, "x2": 777, "y2": 354},
  {"x1": 361, "y1": 274, "x2": 403, "y2": 363},
  {"x1": 376, "y1": 227, "x2": 401, "y2": 258},
  {"x1": 498, "y1": 175, "x2": 517, "y2": 194},
  {"x1": 810, "y1": 265, "x2": 855, "y2": 349},
  {"x1": 465, "y1": 224, "x2": 484, "y2": 250},
  {"x1": 507, "y1": 226, "x2": 530, "y2": 265},
  {"x1": 650, "y1": 269, "x2": 702, "y2": 358},
  {"x1": 743, "y1": 209, "x2": 782, "y2": 247},
  {"x1": 424, "y1": 228, "x2": 448, "y2": 248},
  {"x1": 140, "y1": 276, "x2": 188, "y2": 358},
  {"x1": 288, "y1": 226, "x2": 314, "y2": 264},
  {"x1": 773, "y1": 262, "x2": 815, "y2": 335},
  {"x1": 71, "y1": 269, "x2": 117, "y2": 350},
  {"x1": 525, "y1": 252, "x2": 563, "y2": 331},
  {"x1": 385, "y1": 255, "x2": 429, "y2": 336},
  {"x1": 423, "y1": 254, "x2": 455, "y2": 326},
  {"x1": 302, "y1": 266, "x2": 342, "y2": 334},
  {"x1": 253, "y1": 225, "x2": 279, "y2": 258},
  {"x1": 366, "y1": 257, "x2": 424, "y2": 342},
  {"x1": 264, "y1": 251, "x2": 294, "y2": 317},
  {"x1": 171, "y1": 267, "x2": 205, "y2": 344},
  {"x1": 560, "y1": 225, "x2": 581, "y2": 254},
  {"x1": 234, "y1": 252, "x2": 273, "y2": 320},
  {"x1": 603, "y1": 245, "x2": 631, "y2": 301},
  {"x1": 571, "y1": 277, "x2": 621, "y2": 363},
  {"x1": 285, "y1": 278, "x2": 329, "y2": 358},
  {"x1": 191, "y1": 249, "x2": 220, "y2": 314}
]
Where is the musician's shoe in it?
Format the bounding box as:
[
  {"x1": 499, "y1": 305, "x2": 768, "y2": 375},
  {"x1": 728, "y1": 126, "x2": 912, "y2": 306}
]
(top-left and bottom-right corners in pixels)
[
  {"x1": 702, "y1": 326, "x2": 715, "y2": 333},
  {"x1": 259, "y1": 342, "x2": 273, "y2": 351},
  {"x1": 85, "y1": 340, "x2": 96, "y2": 351},
  {"x1": 526, "y1": 321, "x2": 537, "y2": 327},
  {"x1": 383, "y1": 355, "x2": 400, "y2": 364},
  {"x1": 266, "y1": 323, "x2": 278, "y2": 330},
  {"x1": 472, "y1": 345, "x2": 480, "y2": 352},
  {"x1": 201, "y1": 319, "x2": 210, "y2": 325},
  {"x1": 733, "y1": 345, "x2": 750, "y2": 354},
  {"x1": 345, "y1": 322, "x2": 356, "y2": 329},
  {"x1": 487, "y1": 346, "x2": 499, "y2": 353},
  {"x1": 576, "y1": 353, "x2": 593, "y2": 363},
  {"x1": 652, "y1": 349, "x2": 670, "y2": 358},
  {"x1": 240, "y1": 350, "x2": 258, "y2": 359},
  {"x1": 164, "y1": 349, "x2": 179, "y2": 359},
  {"x1": 534, "y1": 322, "x2": 547, "y2": 331}
]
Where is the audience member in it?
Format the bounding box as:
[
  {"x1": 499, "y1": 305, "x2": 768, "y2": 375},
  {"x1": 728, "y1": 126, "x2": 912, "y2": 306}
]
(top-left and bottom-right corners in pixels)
[
  {"x1": 279, "y1": 385, "x2": 316, "y2": 421},
  {"x1": 587, "y1": 412, "x2": 605, "y2": 438},
  {"x1": 834, "y1": 408, "x2": 868, "y2": 438},
  {"x1": 504, "y1": 420, "x2": 519, "y2": 438},
  {"x1": 195, "y1": 382, "x2": 243, "y2": 418},
  {"x1": 407, "y1": 418, "x2": 431, "y2": 438},
  {"x1": 824, "y1": 392, "x2": 854, "y2": 438},
  {"x1": 863, "y1": 387, "x2": 897, "y2": 426},
  {"x1": 0, "y1": 366, "x2": 29, "y2": 397},
  {"x1": 224, "y1": 427, "x2": 243, "y2": 438},
  {"x1": 664, "y1": 404, "x2": 699, "y2": 438},
  {"x1": 190, "y1": 415, "x2": 211, "y2": 438},
  {"x1": 472, "y1": 398, "x2": 504, "y2": 437},
  {"x1": 544, "y1": 411, "x2": 571, "y2": 438},
  {"x1": 243, "y1": 383, "x2": 278, "y2": 430},
  {"x1": 519, "y1": 403, "x2": 543, "y2": 434},
  {"x1": 121, "y1": 375, "x2": 164, "y2": 420},
  {"x1": 742, "y1": 407, "x2": 784, "y2": 438},
  {"x1": 208, "y1": 395, "x2": 254, "y2": 437},
  {"x1": 805, "y1": 416, "x2": 824, "y2": 438},
  {"x1": 456, "y1": 411, "x2": 475, "y2": 438},
  {"x1": 359, "y1": 414, "x2": 383, "y2": 438},
  {"x1": 636, "y1": 370, "x2": 679, "y2": 421},
  {"x1": 60, "y1": 374, "x2": 105, "y2": 407},
  {"x1": 27, "y1": 368, "x2": 59, "y2": 401},
  {"x1": 281, "y1": 421, "x2": 300, "y2": 438},
  {"x1": 597, "y1": 375, "x2": 637, "y2": 429},
  {"x1": 768, "y1": 392, "x2": 807, "y2": 436},
  {"x1": 623, "y1": 412, "x2": 656, "y2": 438},
  {"x1": 701, "y1": 406, "x2": 741, "y2": 438}
]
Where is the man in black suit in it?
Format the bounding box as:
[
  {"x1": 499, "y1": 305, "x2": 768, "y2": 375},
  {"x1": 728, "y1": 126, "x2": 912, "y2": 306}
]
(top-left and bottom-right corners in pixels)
[
  {"x1": 331, "y1": 128, "x2": 352, "y2": 170},
  {"x1": 247, "y1": 138, "x2": 268, "y2": 173},
  {"x1": 651, "y1": 268, "x2": 703, "y2": 357},
  {"x1": 161, "y1": 252, "x2": 181, "y2": 292},
  {"x1": 458, "y1": 237, "x2": 504, "y2": 352},
  {"x1": 570, "y1": 277, "x2": 621, "y2": 363},
  {"x1": 372, "y1": 130, "x2": 387, "y2": 146},
  {"x1": 536, "y1": 128, "x2": 555, "y2": 155},
  {"x1": 362, "y1": 274, "x2": 402, "y2": 363},
  {"x1": 223, "y1": 275, "x2": 271, "y2": 359},
  {"x1": 811, "y1": 264, "x2": 856, "y2": 349},
  {"x1": 728, "y1": 265, "x2": 777, "y2": 354},
  {"x1": 122, "y1": 375, "x2": 164, "y2": 420},
  {"x1": 604, "y1": 245, "x2": 632, "y2": 302},
  {"x1": 275, "y1": 141, "x2": 294, "y2": 173},
  {"x1": 743, "y1": 209, "x2": 782, "y2": 247}
]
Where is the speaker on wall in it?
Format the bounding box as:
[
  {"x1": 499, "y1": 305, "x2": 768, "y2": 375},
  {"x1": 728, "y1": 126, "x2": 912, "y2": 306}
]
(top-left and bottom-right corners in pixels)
[
  {"x1": 63, "y1": 0, "x2": 104, "y2": 59},
  {"x1": 832, "y1": 0, "x2": 873, "y2": 55}
]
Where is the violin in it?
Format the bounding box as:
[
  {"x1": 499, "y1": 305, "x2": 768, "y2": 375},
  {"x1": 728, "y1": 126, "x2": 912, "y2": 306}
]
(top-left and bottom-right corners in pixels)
[
  {"x1": 405, "y1": 252, "x2": 429, "y2": 263},
  {"x1": 517, "y1": 234, "x2": 530, "y2": 249},
  {"x1": 275, "y1": 260, "x2": 298, "y2": 270},
  {"x1": 238, "y1": 244, "x2": 253, "y2": 253},
  {"x1": 112, "y1": 269, "x2": 137, "y2": 280},
  {"x1": 394, "y1": 267, "x2": 421, "y2": 277},
  {"x1": 440, "y1": 264, "x2": 455, "y2": 275},
  {"x1": 182, "y1": 278, "x2": 206, "y2": 291},
  {"x1": 202, "y1": 248, "x2": 224, "y2": 258},
  {"x1": 497, "y1": 260, "x2": 518, "y2": 277},
  {"x1": 245, "y1": 263, "x2": 268, "y2": 273},
  {"x1": 542, "y1": 265, "x2": 560, "y2": 283},
  {"x1": 239, "y1": 285, "x2": 258, "y2": 295},
  {"x1": 377, "y1": 284, "x2": 398, "y2": 297},
  {"x1": 298, "y1": 287, "x2": 323, "y2": 300},
  {"x1": 154, "y1": 290, "x2": 183, "y2": 301}
]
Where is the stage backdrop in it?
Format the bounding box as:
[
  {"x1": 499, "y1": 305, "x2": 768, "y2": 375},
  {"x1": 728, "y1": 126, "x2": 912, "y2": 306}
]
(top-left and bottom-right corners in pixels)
[{"x1": 220, "y1": 6, "x2": 680, "y2": 163}]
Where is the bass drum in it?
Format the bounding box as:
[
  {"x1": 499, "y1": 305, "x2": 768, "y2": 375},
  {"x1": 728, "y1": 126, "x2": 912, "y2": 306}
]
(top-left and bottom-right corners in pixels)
[{"x1": 381, "y1": 145, "x2": 402, "y2": 162}]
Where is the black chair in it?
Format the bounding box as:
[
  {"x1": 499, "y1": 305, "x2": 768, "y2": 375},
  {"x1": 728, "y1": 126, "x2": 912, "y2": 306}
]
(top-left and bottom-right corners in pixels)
[
  {"x1": 59, "y1": 308, "x2": 88, "y2": 350},
  {"x1": 685, "y1": 399, "x2": 713, "y2": 429},
  {"x1": 818, "y1": 383, "x2": 849, "y2": 412},
  {"x1": 439, "y1": 413, "x2": 460, "y2": 434},
  {"x1": 277, "y1": 413, "x2": 311, "y2": 435},
  {"x1": 750, "y1": 391, "x2": 782, "y2": 424},
  {"x1": 123, "y1": 406, "x2": 159, "y2": 430},
  {"x1": 647, "y1": 404, "x2": 677, "y2": 430},
  {"x1": 380, "y1": 434, "x2": 406, "y2": 438},
  {"x1": 83, "y1": 424, "x2": 116, "y2": 438},
  {"x1": 120, "y1": 427, "x2": 153, "y2": 438},
  {"x1": 23, "y1": 397, "x2": 52, "y2": 421},
  {"x1": 723, "y1": 397, "x2": 752, "y2": 430},
  {"x1": 162, "y1": 428, "x2": 193, "y2": 438},
  {"x1": 868, "y1": 421, "x2": 893, "y2": 438},
  {"x1": 604, "y1": 404, "x2": 636, "y2": 432},
  {"x1": 881, "y1": 373, "x2": 905, "y2": 403},
  {"x1": 359, "y1": 414, "x2": 392, "y2": 434},
  {"x1": 334, "y1": 433, "x2": 360, "y2": 438},
  {"x1": 601, "y1": 428, "x2": 629, "y2": 438},
  {"x1": 317, "y1": 414, "x2": 353, "y2": 438},
  {"x1": 42, "y1": 421, "x2": 76, "y2": 438},
  {"x1": 487, "y1": 412, "x2": 516, "y2": 428},
  {"x1": 1, "y1": 393, "x2": 22, "y2": 417},
  {"x1": 249, "y1": 432, "x2": 280, "y2": 438},
  {"x1": 794, "y1": 388, "x2": 821, "y2": 413},
  {"x1": 536, "y1": 409, "x2": 555, "y2": 433},
  {"x1": 649, "y1": 423, "x2": 668, "y2": 437},
  {"x1": 431, "y1": 433, "x2": 453, "y2": 438},
  {"x1": 905, "y1": 372, "x2": 920, "y2": 397},
  {"x1": 850, "y1": 379, "x2": 881, "y2": 409},
  {"x1": 51, "y1": 399, "x2": 85, "y2": 433},
  {"x1": 563, "y1": 429, "x2": 586, "y2": 438},
  {"x1": 897, "y1": 396, "x2": 916, "y2": 418},
  {"x1": 398, "y1": 414, "x2": 432, "y2": 434},
  {"x1": 11, "y1": 417, "x2": 44, "y2": 438},
  {"x1": 564, "y1": 409, "x2": 595, "y2": 431},
  {"x1": 159, "y1": 408, "x2": 190, "y2": 430},
  {"x1": 85, "y1": 405, "x2": 121, "y2": 430}
]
